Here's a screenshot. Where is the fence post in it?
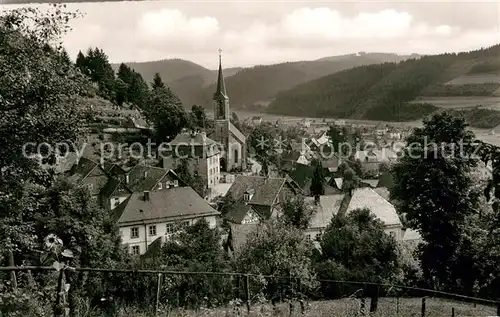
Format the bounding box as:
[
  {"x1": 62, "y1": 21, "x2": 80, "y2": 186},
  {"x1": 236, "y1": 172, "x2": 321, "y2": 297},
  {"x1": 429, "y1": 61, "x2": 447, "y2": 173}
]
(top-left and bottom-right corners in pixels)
[
  {"x1": 396, "y1": 297, "x2": 399, "y2": 314},
  {"x1": 8, "y1": 250, "x2": 17, "y2": 290},
  {"x1": 497, "y1": 302, "x2": 500, "y2": 316},
  {"x1": 53, "y1": 268, "x2": 65, "y2": 317},
  {"x1": 421, "y1": 297, "x2": 426, "y2": 317},
  {"x1": 451, "y1": 307, "x2": 455, "y2": 317},
  {"x1": 155, "y1": 273, "x2": 162, "y2": 316},
  {"x1": 360, "y1": 298, "x2": 365, "y2": 316},
  {"x1": 244, "y1": 274, "x2": 250, "y2": 314}
]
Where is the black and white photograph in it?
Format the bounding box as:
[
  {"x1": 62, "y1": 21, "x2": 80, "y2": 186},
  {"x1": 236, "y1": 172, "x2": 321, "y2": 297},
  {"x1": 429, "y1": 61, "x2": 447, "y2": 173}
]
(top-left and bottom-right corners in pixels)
[{"x1": 1, "y1": 0, "x2": 500, "y2": 316}]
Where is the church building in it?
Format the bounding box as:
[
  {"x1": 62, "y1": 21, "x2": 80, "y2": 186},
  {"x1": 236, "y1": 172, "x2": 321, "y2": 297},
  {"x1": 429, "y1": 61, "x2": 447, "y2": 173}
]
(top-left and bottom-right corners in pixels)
[{"x1": 210, "y1": 50, "x2": 247, "y2": 172}]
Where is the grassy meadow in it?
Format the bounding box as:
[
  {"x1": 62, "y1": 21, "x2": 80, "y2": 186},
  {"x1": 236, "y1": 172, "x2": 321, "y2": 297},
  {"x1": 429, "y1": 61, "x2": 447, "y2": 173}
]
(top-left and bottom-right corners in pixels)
[{"x1": 114, "y1": 297, "x2": 497, "y2": 317}]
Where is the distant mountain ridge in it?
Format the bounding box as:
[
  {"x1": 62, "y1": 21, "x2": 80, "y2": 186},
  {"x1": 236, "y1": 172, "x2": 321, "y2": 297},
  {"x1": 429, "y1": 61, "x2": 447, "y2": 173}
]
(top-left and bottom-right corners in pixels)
[
  {"x1": 117, "y1": 53, "x2": 419, "y2": 109},
  {"x1": 267, "y1": 44, "x2": 500, "y2": 125}
]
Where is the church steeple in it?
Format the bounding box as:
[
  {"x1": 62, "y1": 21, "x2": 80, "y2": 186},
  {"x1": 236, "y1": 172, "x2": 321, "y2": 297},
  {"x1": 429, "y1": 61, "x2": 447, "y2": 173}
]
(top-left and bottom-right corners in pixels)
[
  {"x1": 213, "y1": 49, "x2": 229, "y2": 120},
  {"x1": 215, "y1": 48, "x2": 227, "y2": 98}
]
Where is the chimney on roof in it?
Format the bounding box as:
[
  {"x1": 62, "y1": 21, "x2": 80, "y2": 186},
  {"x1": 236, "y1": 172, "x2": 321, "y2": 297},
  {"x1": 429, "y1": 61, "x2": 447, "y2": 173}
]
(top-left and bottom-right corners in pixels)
[
  {"x1": 144, "y1": 171, "x2": 148, "y2": 179},
  {"x1": 125, "y1": 174, "x2": 129, "y2": 184},
  {"x1": 314, "y1": 195, "x2": 320, "y2": 205},
  {"x1": 143, "y1": 191, "x2": 150, "y2": 201}
]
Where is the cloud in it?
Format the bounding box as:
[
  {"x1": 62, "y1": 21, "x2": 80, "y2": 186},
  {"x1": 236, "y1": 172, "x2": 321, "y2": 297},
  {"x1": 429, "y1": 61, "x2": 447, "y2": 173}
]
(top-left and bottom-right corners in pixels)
[
  {"x1": 2, "y1": 1, "x2": 498, "y2": 68},
  {"x1": 137, "y1": 9, "x2": 219, "y2": 40}
]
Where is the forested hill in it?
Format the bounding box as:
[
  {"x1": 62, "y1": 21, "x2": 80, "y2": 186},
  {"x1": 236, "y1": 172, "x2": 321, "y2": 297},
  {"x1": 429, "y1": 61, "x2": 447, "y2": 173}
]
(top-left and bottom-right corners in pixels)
[
  {"x1": 195, "y1": 53, "x2": 415, "y2": 109},
  {"x1": 267, "y1": 45, "x2": 500, "y2": 122}
]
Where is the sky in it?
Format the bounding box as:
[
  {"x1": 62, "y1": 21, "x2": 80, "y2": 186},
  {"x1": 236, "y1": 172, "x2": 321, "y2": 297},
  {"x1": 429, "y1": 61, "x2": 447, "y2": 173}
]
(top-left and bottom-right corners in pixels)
[{"x1": 1, "y1": 0, "x2": 500, "y2": 69}]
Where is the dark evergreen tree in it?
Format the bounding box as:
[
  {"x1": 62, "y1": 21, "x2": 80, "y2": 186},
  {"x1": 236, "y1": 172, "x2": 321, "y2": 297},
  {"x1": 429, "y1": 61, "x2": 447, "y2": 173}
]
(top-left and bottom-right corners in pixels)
[
  {"x1": 151, "y1": 72, "x2": 165, "y2": 90},
  {"x1": 310, "y1": 158, "x2": 325, "y2": 201}
]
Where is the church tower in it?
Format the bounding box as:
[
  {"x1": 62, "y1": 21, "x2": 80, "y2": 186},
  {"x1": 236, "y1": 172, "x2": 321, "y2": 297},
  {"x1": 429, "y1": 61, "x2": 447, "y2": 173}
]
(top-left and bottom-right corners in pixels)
[
  {"x1": 211, "y1": 49, "x2": 246, "y2": 173},
  {"x1": 213, "y1": 49, "x2": 230, "y2": 120}
]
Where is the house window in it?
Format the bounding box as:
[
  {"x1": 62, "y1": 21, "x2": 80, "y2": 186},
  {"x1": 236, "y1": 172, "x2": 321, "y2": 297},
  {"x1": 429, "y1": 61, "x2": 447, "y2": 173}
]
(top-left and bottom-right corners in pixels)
[
  {"x1": 131, "y1": 245, "x2": 140, "y2": 255},
  {"x1": 158, "y1": 182, "x2": 163, "y2": 190},
  {"x1": 180, "y1": 220, "x2": 190, "y2": 228},
  {"x1": 173, "y1": 180, "x2": 178, "y2": 187},
  {"x1": 166, "y1": 223, "x2": 174, "y2": 234},
  {"x1": 149, "y1": 225, "x2": 157, "y2": 236},
  {"x1": 389, "y1": 231, "x2": 396, "y2": 239},
  {"x1": 306, "y1": 234, "x2": 311, "y2": 241},
  {"x1": 243, "y1": 193, "x2": 250, "y2": 201},
  {"x1": 130, "y1": 227, "x2": 139, "y2": 239},
  {"x1": 234, "y1": 149, "x2": 238, "y2": 164},
  {"x1": 87, "y1": 183, "x2": 93, "y2": 191},
  {"x1": 113, "y1": 197, "x2": 120, "y2": 207}
]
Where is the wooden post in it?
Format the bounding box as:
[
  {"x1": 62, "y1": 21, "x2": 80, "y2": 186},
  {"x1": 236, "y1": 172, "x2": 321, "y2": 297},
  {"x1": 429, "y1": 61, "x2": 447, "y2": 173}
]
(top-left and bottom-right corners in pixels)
[
  {"x1": 8, "y1": 249, "x2": 17, "y2": 290},
  {"x1": 496, "y1": 302, "x2": 500, "y2": 316},
  {"x1": 360, "y1": 298, "x2": 365, "y2": 316},
  {"x1": 244, "y1": 274, "x2": 250, "y2": 314},
  {"x1": 54, "y1": 268, "x2": 65, "y2": 317},
  {"x1": 451, "y1": 307, "x2": 455, "y2": 317},
  {"x1": 421, "y1": 297, "x2": 426, "y2": 317},
  {"x1": 155, "y1": 273, "x2": 162, "y2": 316},
  {"x1": 396, "y1": 297, "x2": 399, "y2": 314}
]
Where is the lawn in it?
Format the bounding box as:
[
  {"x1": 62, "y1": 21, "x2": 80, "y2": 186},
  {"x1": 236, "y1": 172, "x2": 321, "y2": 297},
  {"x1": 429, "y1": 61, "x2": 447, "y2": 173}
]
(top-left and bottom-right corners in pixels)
[{"x1": 117, "y1": 297, "x2": 497, "y2": 317}]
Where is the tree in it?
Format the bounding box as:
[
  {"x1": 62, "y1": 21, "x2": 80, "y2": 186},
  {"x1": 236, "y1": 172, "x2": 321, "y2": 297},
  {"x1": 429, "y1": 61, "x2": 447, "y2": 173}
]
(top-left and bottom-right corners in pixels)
[
  {"x1": 248, "y1": 127, "x2": 276, "y2": 176},
  {"x1": 83, "y1": 47, "x2": 116, "y2": 100},
  {"x1": 160, "y1": 219, "x2": 229, "y2": 307},
  {"x1": 146, "y1": 85, "x2": 188, "y2": 142},
  {"x1": 0, "y1": 5, "x2": 91, "y2": 187},
  {"x1": 391, "y1": 112, "x2": 479, "y2": 292},
  {"x1": 34, "y1": 180, "x2": 128, "y2": 314},
  {"x1": 234, "y1": 219, "x2": 317, "y2": 301},
  {"x1": 0, "y1": 6, "x2": 122, "y2": 315},
  {"x1": 318, "y1": 208, "x2": 400, "y2": 311},
  {"x1": 75, "y1": 50, "x2": 88, "y2": 75},
  {"x1": 281, "y1": 195, "x2": 314, "y2": 230},
  {"x1": 151, "y1": 72, "x2": 166, "y2": 90},
  {"x1": 174, "y1": 158, "x2": 207, "y2": 198},
  {"x1": 327, "y1": 125, "x2": 346, "y2": 154},
  {"x1": 310, "y1": 158, "x2": 325, "y2": 200},
  {"x1": 190, "y1": 105, "x2": 208, "y2": 131}
]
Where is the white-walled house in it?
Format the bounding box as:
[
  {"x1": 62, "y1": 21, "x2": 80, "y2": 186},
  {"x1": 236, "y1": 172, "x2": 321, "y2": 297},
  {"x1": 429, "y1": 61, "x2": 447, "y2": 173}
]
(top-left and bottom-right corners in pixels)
[
  {"x1": 304, "y1": 188, "x2": 403, "y2": 244},
  {"x1": 115, "y1": 187, "x2": 220, "y2": 255},
  {"x1": 162, "y1": 132, "x2": 221, "y2": 194},
  {"x1": 304, "y1": 194, "x2": 345, "y2": 241},
  {"x1": 345, "y1": 187, "x2": 403, "y2": 240}
]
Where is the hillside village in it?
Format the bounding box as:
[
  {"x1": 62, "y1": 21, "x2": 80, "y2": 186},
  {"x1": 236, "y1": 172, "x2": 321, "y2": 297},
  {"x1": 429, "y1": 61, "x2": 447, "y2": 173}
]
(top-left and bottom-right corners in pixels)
[
  {"x1": 3, "y1": 4, "x2": 500, "y2": 316},
  {"x1": 56, "y1": 52, "x2": 431, "y2": 257}
]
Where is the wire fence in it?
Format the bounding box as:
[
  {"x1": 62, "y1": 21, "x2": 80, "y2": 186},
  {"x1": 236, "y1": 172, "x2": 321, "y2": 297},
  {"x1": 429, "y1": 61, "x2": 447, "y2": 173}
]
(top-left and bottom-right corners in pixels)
[{"x1": 1, "y1": 266, "x2": 499, "y2": 317}]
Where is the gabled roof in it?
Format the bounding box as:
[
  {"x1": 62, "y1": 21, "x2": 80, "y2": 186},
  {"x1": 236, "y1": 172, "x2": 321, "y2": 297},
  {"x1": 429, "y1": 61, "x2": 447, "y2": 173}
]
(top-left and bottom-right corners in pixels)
[
  {"x1": 168, "y1": 132, "x2": 217, "y2": 146},
  {"x1": 224, "y1": 203, "x2": 254, "y2": 224},
  {"x1": 229, "y1": 121, "x2": 246, "y2": 143},
  {"x1": 226, "y1": 176, "x2": 287, "y2": 206},
  {"x1": 126, "y1": 164, "x2": 168, "y2": 192},
  {"x1": 346, "y1": 187, "x2": 401, "y2": 227},
  {"x1": 100, "y1": 177, "x2": 132, "y2": 198},
  {"x1": 306, "y1": 194, "x2": 345, "y2": 229},
  {"x1": 103, "y1": 162, "x2": 127, "y2": 176},
  {"x1": 373, "y1": 187, "x2": 390, "y2": 201},
  {"x1": 67, "y1": 157, "x2": 99, "y2": 183},
  {"x1": 116, "y1": 187, "x2": 219, "y2": 225},
  {"x1": 360, "y1": 179, "x2": 379, "y2": 188}
]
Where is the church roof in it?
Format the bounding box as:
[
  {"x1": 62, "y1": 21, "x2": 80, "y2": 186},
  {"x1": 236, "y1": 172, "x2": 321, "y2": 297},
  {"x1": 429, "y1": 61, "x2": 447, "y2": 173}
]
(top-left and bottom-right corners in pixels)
[
  {"x1": 229, "y1": 121, "x2": 246, "y2": 143},
  {"x1": 214, "y1": 50, "x2": 227, "y2": 99}
]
